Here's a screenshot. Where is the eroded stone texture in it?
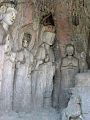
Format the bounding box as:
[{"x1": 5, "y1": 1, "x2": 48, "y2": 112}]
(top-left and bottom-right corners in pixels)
[
  {"x1": 1, "y1": 51, "x2": 16, "y2": 111},
  {"x1": 76, "y1": 73, "x2": 90, "y2": 120},
  {"x1": 63, "y1": 72, "x2": 90, "y2": 120},
  {"x1": 62, "y1": 95, "x2": 83, "y2": 120}
]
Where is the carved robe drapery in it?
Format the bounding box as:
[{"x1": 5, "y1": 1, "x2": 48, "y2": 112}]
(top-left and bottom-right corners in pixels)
[{"x1": 13, "y1": 49, "x2": 33, "y2": 112}]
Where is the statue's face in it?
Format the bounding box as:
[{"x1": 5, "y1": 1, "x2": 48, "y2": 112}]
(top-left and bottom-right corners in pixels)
[
  {"x1": 3, "y1": 10, "x2": 17, "y2": 25},
  {"x1": 22, "y1": 33, "x2": 31, "y2": 48},
  {"x1": 22, "y1": 39, "x2": 29, "y2": 48},
  {"x1": 43, "y1": 32, "x2": 55, "y2": 45},
  {"x1": 66, "y1": 46, "x2": 74, "y2": 56}
]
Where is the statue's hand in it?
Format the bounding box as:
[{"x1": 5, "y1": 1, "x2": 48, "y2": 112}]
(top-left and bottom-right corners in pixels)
[
  {"x1": 45, "y1": 55, "x2": 49, "y2": 62},
  {"x1": 35, "y1": 60, "x2": 43, "y2": 69}
]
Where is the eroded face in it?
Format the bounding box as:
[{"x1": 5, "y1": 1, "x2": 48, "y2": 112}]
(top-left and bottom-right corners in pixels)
[
  {"x1": 22, "y1": 33, "x2": 31, "y2": 48},
  {"x1": 43, "y1": 32, "x2": 55, "y2": 45},
  {"x1": 66, "y1": 46, "x2": 74, "y2": 56},
  {"x1": 22, "y1": 39, "x2": 29, "y2": 48},
  {"x1": 4, "y1": 10, "x2": 17, "y2": 25}
]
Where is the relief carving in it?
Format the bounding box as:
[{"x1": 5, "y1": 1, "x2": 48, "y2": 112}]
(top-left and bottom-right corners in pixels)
[
  {"x1": 60, "y1": 44, "x2": 79, "y2": 108},
  {"x1": 61, "y1": 44, "x2": 79, "y2": 89},
  {"x1": 13, "y1": 32, "x2": 34, "y2": 112},
  {"x1": 79, "y1": 52, "x2": 88, "y2": 73},
  {"x1": 32, "y1": 25, "x2": 55, "y2": 108},
  {"x1": 0, "y1": 4, "x2": 17, "y2": 111}
]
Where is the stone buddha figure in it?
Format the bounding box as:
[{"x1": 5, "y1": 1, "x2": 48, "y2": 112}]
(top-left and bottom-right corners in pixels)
[
  {"x1": 61, "y1": 44, "x2": 79, "y2": 88},
  {"x1": 13, "y1": 33, "x2": 33, "y2": 112},
  {"x1": 61, "y1": 44, "x2": 79, "y2": 71},
  {"x1": 60, "y1": 44, "x2": 79, "y2": 108}
]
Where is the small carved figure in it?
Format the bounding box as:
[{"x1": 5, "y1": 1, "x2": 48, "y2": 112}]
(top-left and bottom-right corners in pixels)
[
  {"x1": 32, "y1": 25, "x2": 55, "y2": 109},
  {"x1": 62, "y1": 95, "x2": 83, "y2": 120},
  {"x1": 13, "y1": 33, "x2": 34, "y2": 112},
  {"x1": 79, "y1": 52, "x2": 88, "y2": 73},
  {"x1": 60, "y1": 44, "x2": 79, "y2": 108}
]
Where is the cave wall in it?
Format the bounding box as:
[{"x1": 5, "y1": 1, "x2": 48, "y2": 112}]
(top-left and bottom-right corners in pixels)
[
  {"x1": 55, "y1": 0, "x2": 90, "y2": 58},
  {"x1": 0, "y1": 0, "x2": 90, "y2": 113}
]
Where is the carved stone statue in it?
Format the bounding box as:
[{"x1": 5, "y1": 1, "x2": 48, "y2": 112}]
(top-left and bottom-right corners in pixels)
[
  {"x1": 62, "y1": 95, "x2": 83, "y2": 120},
  {"x1": 60, "y1": 44, "x2": 79, "y2": 108},
  {"x1": 13, "y1": 33, "x2": 34, "y2": 112},
  {"x1": 0, "y1": 5, "x2": 17, "y2": 111},
  {"x1": 79, "y1": 52, "x2": 88, "y2": 73},
  {"x1": 0, "y1": 5, "x2": 17, "y2": 45},
  {"x1": 61, "y1": 44, "x2": 79, "y2": 88},
  {"x1": 32, "y1": 25, "x2": 55, "y2": 109}
]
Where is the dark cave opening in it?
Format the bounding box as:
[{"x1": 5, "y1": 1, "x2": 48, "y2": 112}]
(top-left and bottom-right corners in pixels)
[{"x1": 40, "y1": 13, "x2": 55, "y2": 26}]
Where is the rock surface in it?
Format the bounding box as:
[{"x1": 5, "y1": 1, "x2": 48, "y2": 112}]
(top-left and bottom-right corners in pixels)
[{"x1": 0, "y1": 109, "x2": 60, "y2": 120}]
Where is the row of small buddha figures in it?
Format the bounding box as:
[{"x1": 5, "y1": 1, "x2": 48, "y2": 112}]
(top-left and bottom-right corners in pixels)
[{"x1": 61, "y1": 44, "x2": 88, "y2": 73}]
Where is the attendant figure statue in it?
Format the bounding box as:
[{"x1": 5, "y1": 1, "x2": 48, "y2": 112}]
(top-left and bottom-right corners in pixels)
[
  {"x1": 79, "y1": 52, "x2": 88, "y2": 73},
  {"x1": 13, "y1": 33, "x2": 34, "y2": 112},
  {"x1": 32, "y1": 25, "x2": 55, "y2": 109}
]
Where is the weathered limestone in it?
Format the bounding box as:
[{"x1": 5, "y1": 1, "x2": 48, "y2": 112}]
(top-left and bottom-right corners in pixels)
[
  {"x1": 1, "y1": 49, "x2": 16, "y2": 111},
  {"x1": 62, "y1": 72, "x2": 90, "y2": 120},
  {"x1": 73, "y1": 72, "x2": 90, "y2": 120},
  {"x1": 62, "y1": 95, "x2": 83, "y2": 120}
]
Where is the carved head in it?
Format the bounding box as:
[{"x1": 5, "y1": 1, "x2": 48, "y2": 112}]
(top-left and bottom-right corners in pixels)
[
  {"x1": 80, "y1": 52, "x2": 86, "y2": 59},
  {"x1": 0, "y1": 5, "x2": 17, "y2": 25},
  {"x1": 3, "y1": 7, "x2": 17, "y2": 25},
  {"x1": 43, "y1": 31, "x2": 55, "y2": 45},
  {"x1": 66, "y1": 44, "x2": 75, "y2": 56},
  {"x1": 42, "y1": 25, "x2": 55, "y2": 45},
  {"x1": 22, "y1": 33, "x2": 32, "y2": 48}
]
